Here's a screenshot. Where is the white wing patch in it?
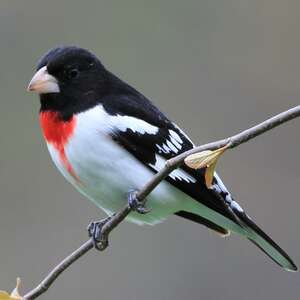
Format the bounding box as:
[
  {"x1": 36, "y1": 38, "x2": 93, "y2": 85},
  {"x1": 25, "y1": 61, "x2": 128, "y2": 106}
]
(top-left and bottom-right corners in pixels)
[
  {"x1": 169, "y1": 130, "x2": 183, "y2": 144},
  {"x1": 230, "y1": 201, "x2": 244, "y2": 212},
  {"x1": 213, "y1": 173, "x2": 244, "y2": 213},
  {"x1": 162, "y1": 143, "x2": 171, "y2": 153},
  {"x1": 110, "y1": 114, "x2": 159, "y2": 135},
  {"x1": 172, "y1": 123, "x2": 194, "y2": 145},
  {"x1": 156, "y1": 142, "x2": 176, "y2": 154},
  {"x1": 150, "y1": 154, "x2": 196, "y2": 183},
  {"x1": 156, "y1": 129, "x2": 183, "y2": 155},
  {"x1": 166, "y1": 140, "x2": 178, "y2": 153},
  {"x1": 169, "y1": 136, "x2": 182, "y2": 149}
]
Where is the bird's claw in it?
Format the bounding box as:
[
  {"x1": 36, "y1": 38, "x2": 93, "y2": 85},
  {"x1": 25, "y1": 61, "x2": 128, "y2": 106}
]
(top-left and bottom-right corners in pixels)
[
  {"x1": 128, "y1": 189, "x2": 151, "y2": 214},
  {"x1": 87, "y1": 218, "x2": 111, "y2": 250}
]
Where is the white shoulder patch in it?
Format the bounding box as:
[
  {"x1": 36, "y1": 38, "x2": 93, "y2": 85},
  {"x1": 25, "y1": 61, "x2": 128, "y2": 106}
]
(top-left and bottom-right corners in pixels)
[
  {"x1": 110, "y1": 114, "x2": 159, "y2": 135},
  {"x1": 150, "y1": 154, "x2": 196, "y2": 183},
  {"x1": 81, "y1": 105, "x2": 159, "y2": 135}
]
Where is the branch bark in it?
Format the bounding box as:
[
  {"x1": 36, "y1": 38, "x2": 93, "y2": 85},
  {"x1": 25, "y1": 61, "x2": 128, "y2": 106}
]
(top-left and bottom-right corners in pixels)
[{"x1": 22, "y1": 105, "x2": 300, "y2": 300}]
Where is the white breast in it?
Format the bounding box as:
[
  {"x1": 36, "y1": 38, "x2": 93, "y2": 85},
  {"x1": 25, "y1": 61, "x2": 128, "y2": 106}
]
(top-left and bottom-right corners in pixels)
[{"x1": 46, "y1": 105, "x2": 192, "y2": 225}]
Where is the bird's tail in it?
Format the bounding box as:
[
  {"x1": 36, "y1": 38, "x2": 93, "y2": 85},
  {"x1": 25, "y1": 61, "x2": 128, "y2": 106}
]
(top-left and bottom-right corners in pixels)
[
  {"x1": 184, "y1": 199, "x2": 297, "y2": 271},
  {"x1": 232, "y1": 207, "x2": 297, "y2": 272}
]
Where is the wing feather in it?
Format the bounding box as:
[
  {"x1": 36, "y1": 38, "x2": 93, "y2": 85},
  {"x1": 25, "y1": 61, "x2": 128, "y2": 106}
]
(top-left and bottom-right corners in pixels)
[{"x1": 106, "y1": 108, "x2": 239, "y2": 224}]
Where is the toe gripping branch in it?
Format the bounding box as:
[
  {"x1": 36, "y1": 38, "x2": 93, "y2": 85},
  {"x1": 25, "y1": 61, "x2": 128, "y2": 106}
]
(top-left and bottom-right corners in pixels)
[
  {"x1": 88, "y1": 189, "x2": 150, "y2": 250},
  {"x1": 87, "y1": 218, "x2": 111, "y2": 250},
  {"x1": 127, "y1": 189, "x2": 151, "y2": 214}
]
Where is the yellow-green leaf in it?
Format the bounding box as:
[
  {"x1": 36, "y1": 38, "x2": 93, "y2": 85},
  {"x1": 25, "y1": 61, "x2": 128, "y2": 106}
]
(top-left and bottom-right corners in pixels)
[
  {"x1": 204, "y1": 160, "x2": 218, "y2": 188},
  {"x1": 0, "y1": 291, "x2": 11, "y2": 300},
  {"x1": 0, "y1": 278, "x2": 21, "y2": 300},
  {"x1": 184, "y1": 146, "x2": 227, "y2": 170},
  {"x1": 184, "y1": 145, "x2": 228, "y2": 188}
]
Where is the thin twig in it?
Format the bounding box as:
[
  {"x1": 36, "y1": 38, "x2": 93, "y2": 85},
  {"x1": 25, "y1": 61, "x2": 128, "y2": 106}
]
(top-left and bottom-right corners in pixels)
[
  {"x1": 23, "y1": 240, "x2": 93, "y2": 299},
  {"x1": 22, "y1": 105, "x2": 300, "y2": 300}
]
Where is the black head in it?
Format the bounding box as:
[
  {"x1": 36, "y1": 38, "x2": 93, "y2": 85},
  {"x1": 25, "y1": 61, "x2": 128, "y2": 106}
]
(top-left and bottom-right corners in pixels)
[{"x1": 28, "y1": 46, "x2": 110, "y2": 119}]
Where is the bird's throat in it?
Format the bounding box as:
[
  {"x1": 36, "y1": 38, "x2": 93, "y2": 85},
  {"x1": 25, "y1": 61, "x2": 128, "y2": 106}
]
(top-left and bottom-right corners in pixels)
[
  {"x1": 40, "y1": 111, "x2": 76, "y2": 145},
  {"x1": 39, "y1": 111, "x2": 80, "y2": 181}
]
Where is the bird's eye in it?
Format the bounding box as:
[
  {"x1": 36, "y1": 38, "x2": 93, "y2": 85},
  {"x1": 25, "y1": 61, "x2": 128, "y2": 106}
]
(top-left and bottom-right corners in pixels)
[{"x1": 67, "y1": 68, "x2": 79, "y2": 79}]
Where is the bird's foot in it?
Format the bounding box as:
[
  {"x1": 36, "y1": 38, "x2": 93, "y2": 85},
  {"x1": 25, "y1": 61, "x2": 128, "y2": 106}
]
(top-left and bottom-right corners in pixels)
[
  {"x1": 128, "y1": 189, "x2": 151, "y2": 214},
  {"x1": 87, "y1": 216, "x2": 113, "y2": 250}
]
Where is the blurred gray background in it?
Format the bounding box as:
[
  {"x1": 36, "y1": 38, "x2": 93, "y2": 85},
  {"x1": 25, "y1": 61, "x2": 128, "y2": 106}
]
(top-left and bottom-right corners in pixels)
[{"x1": 0, "y1": 1, "x2": 300, "y2": 299}]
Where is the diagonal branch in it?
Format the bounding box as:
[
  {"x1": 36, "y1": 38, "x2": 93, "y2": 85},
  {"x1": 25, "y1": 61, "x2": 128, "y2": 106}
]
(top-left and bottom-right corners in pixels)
[{"x1": 22, "y1": 105, "x2": 300, "y2": 300}]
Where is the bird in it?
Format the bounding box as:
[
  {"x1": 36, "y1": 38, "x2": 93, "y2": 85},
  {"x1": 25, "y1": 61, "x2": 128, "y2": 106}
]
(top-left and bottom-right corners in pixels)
[{"x1": 27, "y1": 45, "x2": 297, "y2": 271}]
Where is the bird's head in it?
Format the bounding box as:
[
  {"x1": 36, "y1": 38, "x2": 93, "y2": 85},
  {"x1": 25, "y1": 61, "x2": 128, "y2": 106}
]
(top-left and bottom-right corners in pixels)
[{"x1": 28, "y1": 46, "x2": 108, "y2": 118}]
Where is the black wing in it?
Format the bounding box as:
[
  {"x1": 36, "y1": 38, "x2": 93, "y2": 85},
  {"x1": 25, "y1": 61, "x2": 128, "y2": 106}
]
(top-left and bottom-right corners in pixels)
[
  {"x1": 99, "y1": 89, "x2": 297, "y2": 270},
  {"x1": 101, "y1": 90, "x2": 238, "y2": 227}
]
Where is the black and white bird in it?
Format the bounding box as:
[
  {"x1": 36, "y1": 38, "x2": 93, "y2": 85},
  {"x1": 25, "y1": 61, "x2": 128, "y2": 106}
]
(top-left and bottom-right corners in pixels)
[{"x1": 27, "y1": 46, "x2": 297, "y2": 271}]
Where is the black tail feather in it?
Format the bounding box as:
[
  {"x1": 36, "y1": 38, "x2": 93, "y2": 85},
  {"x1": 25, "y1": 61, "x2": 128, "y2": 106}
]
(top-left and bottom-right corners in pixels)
[
  {"x1": 232, "y1": 207, "x2": 297, "y2": 271},
  {"x1": 175, "y1": 211, "x2": 230, "y2": 237}
]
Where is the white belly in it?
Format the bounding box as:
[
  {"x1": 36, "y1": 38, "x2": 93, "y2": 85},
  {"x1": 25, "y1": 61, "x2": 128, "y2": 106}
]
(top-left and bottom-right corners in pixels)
[{"x1": 46, "y1": 108, "x2": 191, "y2": 225}]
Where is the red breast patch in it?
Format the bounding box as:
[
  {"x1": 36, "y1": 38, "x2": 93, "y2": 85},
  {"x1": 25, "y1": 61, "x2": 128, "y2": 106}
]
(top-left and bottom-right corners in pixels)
[{"x1": 40, "y1": 111, "x2": 80, "y2": 182}]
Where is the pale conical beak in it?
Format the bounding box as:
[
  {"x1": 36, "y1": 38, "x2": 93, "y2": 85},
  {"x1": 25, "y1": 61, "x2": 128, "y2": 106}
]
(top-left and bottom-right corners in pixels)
[{"x1": 27, "y1": 66, "x2": 60, "y2": 94}]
